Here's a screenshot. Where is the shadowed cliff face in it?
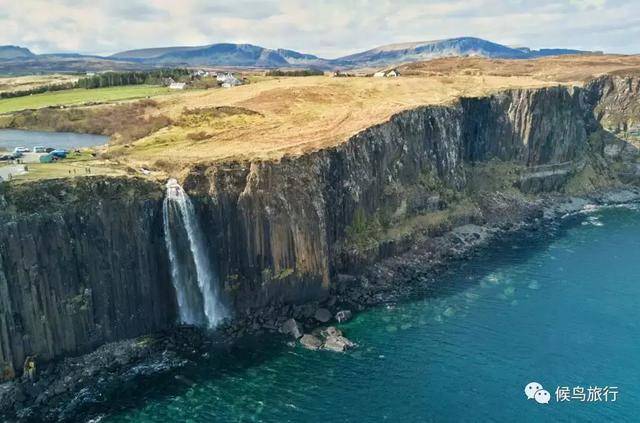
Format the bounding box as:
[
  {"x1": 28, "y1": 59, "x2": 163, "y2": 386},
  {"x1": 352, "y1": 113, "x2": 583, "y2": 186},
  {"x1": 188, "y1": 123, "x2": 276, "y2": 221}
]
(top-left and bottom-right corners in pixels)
[
  {"x1": 0, "y1": 178, "x2": 175, "y2": 377},
  {"x1": 186, "y1": 83, "x2": 605, "y2": 312},
  {"x1": 461, "y1": 87, "x2": 594, "y2": 165},
  {"x1": 0, "y1": 75, "x2": 637, "y2": 378}
]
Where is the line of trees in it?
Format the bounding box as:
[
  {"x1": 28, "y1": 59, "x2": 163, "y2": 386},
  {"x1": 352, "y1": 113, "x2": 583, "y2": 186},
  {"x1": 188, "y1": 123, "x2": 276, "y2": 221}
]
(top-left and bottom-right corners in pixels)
[
  {"x1": 76, "y1": 68, "x2": 191, "y2": 88},
  {"x1": 0, "y1": 82, "x2": 77, "y2": 99},
  {"x1": 265, "y1": 69, "x2": 324, "y2": 77},
  {"x1": 1, "y1": 68, "x2": 192, "y2": 99}
]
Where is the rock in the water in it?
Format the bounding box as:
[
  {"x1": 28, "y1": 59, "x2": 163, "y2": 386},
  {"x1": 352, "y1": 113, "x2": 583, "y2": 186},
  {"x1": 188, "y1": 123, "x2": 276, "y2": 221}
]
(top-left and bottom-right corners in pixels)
[
  {"x1": 300, "y1": 334, "x2": 323, "y2": 350},
  {"x1": 337, "y1": 274, "x2": 357, "y2": 284},
  {"x1": 321, "y1": 326, "x2": 342, "y2": 338},
  {"x1": 280, "y1": 318, "x2": 303, "y2": 339},
  {"x1": 323, "y1": 334, "x2": 356, "y2": 353},
  {"x1": 335, "y1": 310, "x2": 352, "y2": 323},
  {"x1": 0, "y1": 382, "x2": 21, "y2": 415},
  {"x1": 314, "y1": 308, "x2": 332, "y2": 323}
]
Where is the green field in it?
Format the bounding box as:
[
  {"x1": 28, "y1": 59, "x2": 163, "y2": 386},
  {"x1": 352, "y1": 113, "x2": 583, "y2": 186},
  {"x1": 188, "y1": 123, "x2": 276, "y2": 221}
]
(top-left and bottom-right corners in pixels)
[
  {"x1": 1, "y1": 150, "x2": 126, "y2": 183},
  {"x1": 0, "y1": 85, "x2": 172, "y2": 114}
]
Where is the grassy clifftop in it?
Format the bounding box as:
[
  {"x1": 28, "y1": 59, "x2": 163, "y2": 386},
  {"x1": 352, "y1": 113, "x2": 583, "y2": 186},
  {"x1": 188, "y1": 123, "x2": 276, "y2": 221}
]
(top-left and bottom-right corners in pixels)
[
  {"x1": 0, "y1": 175, "x2": 163, "y2": 215},
  {"x1": 0, "y1": 85, "x2": 172, "y2": 114},
  {"x1": 1, "y1": 55, "x2": 639, "y2": 181}
]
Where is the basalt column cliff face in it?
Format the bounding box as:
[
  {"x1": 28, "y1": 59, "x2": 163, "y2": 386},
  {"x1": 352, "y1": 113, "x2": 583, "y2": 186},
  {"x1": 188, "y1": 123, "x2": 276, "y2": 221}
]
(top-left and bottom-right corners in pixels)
[
  {"x1": 0, "y1": 75, "x2": 638, "y2": 377},
  {"x1": 0, "y1": 179, "x2": 175, "y2": 378},
  {"x1": 185, "y1": 82, "x2": 607, "y2": 312}
]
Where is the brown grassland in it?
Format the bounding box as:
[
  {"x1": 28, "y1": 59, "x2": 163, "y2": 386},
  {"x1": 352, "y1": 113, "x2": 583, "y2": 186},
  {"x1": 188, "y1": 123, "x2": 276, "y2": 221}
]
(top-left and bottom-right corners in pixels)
[
  {"x1": 0, "y1": 74, "x2": 79, "y2": 94},
  {"x1": 2, "y1": 54, "x2": 640, "y2": 178},
  {"x1": 114, "y1": 55, "x2": 640, "y2": 169}
]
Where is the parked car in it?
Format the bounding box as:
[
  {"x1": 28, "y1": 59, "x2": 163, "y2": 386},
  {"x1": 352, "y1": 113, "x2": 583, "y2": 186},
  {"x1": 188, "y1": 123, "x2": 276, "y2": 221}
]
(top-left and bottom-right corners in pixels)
[
  {"x1": 33, "y1": 146, "x2": 47, "y2": 153},
  {"x1": 45, "y1": 147, "x2": 55, "y2": 153},
  {"x1": 39, "y1": 154, "x2": 54, "y2": 163},
  {"x1": 14, "y1": 147, "x2": 30, "y2": 154},
  {"x1": 0, "y1": 154, "x2": 14, "y2": 161},
  {"x1": 50, "y1": 150, "x2": 68, "y2": 158}
]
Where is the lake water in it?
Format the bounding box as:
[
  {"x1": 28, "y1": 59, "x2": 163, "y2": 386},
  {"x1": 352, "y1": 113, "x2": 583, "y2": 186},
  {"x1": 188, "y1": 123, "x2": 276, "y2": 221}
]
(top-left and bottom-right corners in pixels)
[
  {"x1": 101, "y1": 205, "x2": 640, "y2": 422},
  {"x1": 0, "y1": 129, "x2": 108, "y2": 151}
]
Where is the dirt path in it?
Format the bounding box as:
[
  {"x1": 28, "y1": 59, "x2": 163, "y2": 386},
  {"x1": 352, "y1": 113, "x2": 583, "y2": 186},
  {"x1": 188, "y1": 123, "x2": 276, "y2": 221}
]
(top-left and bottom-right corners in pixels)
[{"x1": 0, "y1": 165, "x2": 26, "y2": 181}]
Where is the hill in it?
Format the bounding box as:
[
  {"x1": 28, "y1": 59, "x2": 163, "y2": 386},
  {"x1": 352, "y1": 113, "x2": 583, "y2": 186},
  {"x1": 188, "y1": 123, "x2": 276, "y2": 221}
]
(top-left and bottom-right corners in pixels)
[
  {"x1": 2, "y1": 55, "x2": 639, "y2": 177},
  {"x1": 110, "y1": 46, "x2": 203, "y2": 60},
  {"x1": 108, "y1": 38, "x2": 593, "y2": 69},
  {"x1": 110, "y1": 43, "x2": 333, "y2": 68},
  {"x1": 62, "y1": 55, "x2": 640, "y2": 167},
  {"x1": 0, "y1": 38, "x2": 600, "y2": 74},
  {"x1": 335, "y1": 37, "x2": 591, "y2": 67},
  {"x1": 0, "y1": 45, "x2": 35, "y2": 60}
]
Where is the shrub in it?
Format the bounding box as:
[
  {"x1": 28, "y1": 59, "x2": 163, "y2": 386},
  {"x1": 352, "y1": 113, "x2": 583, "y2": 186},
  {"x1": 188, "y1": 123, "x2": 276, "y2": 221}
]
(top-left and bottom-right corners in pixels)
[
  {"x1": 265, "y1": 69, "x2": 324, "y2": 77},
  {"x1": 345, "y1": 207, "x2": 383, "y2": 250},
  {"x1": 187, "y1": 131, "x2": 212, "y2": 141}
]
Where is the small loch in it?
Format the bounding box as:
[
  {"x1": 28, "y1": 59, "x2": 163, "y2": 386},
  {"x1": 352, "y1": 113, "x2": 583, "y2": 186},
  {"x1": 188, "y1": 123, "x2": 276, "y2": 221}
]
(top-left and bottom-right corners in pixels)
[{"x1": 0, "y1": 129, "x2": 108, "y2": 151}]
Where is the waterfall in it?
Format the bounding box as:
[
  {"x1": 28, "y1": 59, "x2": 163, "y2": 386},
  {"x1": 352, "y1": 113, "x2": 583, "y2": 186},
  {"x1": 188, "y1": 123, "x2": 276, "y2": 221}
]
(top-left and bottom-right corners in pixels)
[{"x1": 163, "y1": 178, "x2": 226, "y2": 328}]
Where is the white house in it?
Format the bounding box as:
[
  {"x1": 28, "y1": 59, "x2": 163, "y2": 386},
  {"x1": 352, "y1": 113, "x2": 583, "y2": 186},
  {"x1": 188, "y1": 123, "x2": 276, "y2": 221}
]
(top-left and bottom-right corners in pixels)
[
  {"x1": 169, "y1": 82, "x2": 186, "y2": 90},
  {"x1": 194, "y1": 69, "x2": 215, "y2": 78},
  {"x1": 222, "y1": 80, "x2": 240, "y2": 88},
  {"x1": 373, "y1": 71, "x2": 385, "y2": 78},
  {"x1": 218, "y1": 73, "x2": 242, "y2": 88},
  {"x1": 386, "y1": 70, "x2": 399, "y2": 77}
]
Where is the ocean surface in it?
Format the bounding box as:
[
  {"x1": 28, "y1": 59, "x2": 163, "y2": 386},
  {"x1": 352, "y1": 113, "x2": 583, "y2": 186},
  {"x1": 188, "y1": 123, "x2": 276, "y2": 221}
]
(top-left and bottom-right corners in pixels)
[
  {"x1": 0, "y1": 129, "x2": 108, "y2": 150},
  {"x1": 102, "y1": 204, "x2": 640, "y2": 422}
]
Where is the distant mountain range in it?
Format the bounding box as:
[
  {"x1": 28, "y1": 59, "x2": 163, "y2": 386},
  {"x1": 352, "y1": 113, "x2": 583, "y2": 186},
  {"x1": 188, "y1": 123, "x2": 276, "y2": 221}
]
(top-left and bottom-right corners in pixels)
[
  {"x1": 0, "y1": 45, "x2": 36, "y2": 60},
  {"x1": 110, "y1": 43, "x2": 324, "y2": 68},
  {"x1": 0, "y1": 37, "x2": 599, "y2": 74},
  {"x1": 109, "y1": 44, "x2": 338, "y2": 69},
  {"x1": 337, "y1": 37, "x2": 590, "y2": 67}
]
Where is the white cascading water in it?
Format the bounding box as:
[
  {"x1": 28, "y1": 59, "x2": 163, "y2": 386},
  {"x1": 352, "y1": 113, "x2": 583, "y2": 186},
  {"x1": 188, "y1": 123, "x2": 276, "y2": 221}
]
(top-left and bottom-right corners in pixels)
[{"x1": 163, "y1": 178, "x2": 226, "y2": 328}]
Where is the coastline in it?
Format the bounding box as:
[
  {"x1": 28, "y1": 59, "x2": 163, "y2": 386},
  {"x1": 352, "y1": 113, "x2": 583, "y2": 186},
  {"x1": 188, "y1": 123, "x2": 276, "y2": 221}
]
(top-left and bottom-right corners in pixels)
[{"x1": 2, "y1": 185, "x2": 639, "y2": 423}]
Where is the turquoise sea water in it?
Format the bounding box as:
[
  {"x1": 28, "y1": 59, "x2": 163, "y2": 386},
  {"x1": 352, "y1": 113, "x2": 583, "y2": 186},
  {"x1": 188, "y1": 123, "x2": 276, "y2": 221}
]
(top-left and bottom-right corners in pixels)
[{"x1": 103, "y1": 205, "x2": 640, "y2": 422}]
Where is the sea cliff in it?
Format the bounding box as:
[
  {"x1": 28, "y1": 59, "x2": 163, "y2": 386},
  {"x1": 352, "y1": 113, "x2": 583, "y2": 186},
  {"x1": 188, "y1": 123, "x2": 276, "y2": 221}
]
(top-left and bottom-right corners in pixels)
[{"x1": 1, "y1": 74, "x2": 638, "y2": 387}]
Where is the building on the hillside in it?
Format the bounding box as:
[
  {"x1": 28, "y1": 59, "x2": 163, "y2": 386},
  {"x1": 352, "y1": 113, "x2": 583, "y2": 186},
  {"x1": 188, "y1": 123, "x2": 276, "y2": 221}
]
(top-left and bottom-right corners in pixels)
[
  {"x1": 386, "y1": 69, "x2": 399, "y2": 77},
  {"x1": 169, "y1": 82, "x2": 186, "y2": 90},
  {"x1": 218, "y1": 73, "x2": 242, "y2": 88},
  {"x1": 332, "y1": 70, "x2": 355, "y2": 77},
  {"x1": 194, "y1": 69, "x2": 215, "y2": 78},
  {"x1": 373, "y1": 71, "x2": 386, "y2": 77},
  {"x1": 221, "y1": 80, "x2": 240, "y2": 88}
]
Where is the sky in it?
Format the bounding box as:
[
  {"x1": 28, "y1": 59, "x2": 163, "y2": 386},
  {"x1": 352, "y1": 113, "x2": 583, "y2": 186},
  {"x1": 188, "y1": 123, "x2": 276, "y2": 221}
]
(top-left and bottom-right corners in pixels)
[{"x1": 0, "y1": 0, "x2": 638, "y2": 58}]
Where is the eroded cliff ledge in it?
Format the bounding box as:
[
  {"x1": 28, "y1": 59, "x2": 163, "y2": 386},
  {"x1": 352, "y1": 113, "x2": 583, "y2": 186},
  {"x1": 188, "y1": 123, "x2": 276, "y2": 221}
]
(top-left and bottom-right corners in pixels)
[{"x1": 1, "y1": 74, "x2": 638, "y2": 379}]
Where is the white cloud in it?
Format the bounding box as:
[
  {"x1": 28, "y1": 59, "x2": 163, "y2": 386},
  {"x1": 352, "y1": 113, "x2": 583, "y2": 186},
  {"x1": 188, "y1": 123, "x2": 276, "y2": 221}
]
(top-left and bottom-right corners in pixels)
[
  {"x1": 0, "y1": 0, "x2": 637, "y2": 57},
  {"x1": 569, "y1": 0, "x2": 606, "y2": 10}
]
